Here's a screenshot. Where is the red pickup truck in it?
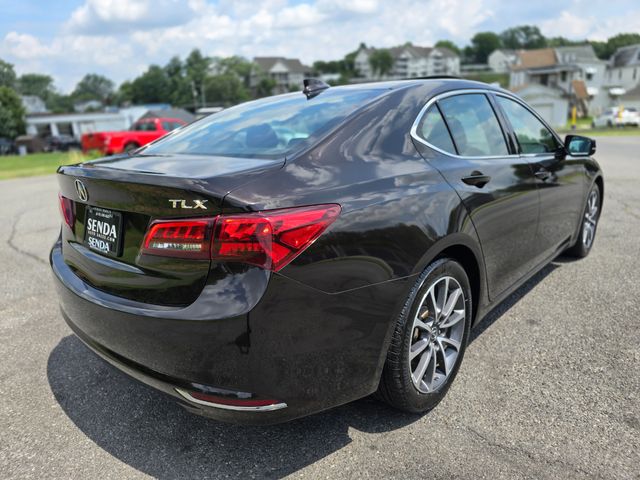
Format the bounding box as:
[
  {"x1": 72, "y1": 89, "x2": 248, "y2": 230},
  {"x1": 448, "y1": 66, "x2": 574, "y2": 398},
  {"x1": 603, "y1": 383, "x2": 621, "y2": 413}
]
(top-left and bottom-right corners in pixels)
[{"x1": 81, "y1": 117, "x2": 186, "y2": 155}]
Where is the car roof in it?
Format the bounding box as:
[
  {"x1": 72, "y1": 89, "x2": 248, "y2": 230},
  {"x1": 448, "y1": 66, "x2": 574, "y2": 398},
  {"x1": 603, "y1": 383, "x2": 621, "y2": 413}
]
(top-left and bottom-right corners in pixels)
[{"x1": 317, "y1": 78, "x2": 504, "y2": 95}]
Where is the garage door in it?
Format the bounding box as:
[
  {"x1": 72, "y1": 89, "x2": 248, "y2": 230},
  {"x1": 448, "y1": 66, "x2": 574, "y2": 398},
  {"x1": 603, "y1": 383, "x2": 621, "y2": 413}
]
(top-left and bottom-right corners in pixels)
[{"x1": 532, "y1": 104, "x2": 554, "y2": 125}]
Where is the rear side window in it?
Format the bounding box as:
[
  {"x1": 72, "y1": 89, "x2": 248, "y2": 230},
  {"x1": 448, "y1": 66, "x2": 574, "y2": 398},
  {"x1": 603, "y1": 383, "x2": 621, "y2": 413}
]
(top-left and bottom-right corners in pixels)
[
  {"x1": 416, "y1": 106, "x2": 456, "y2": 154},
  {"x1": 162, "y1": 121, "x2": 183, "y2": 131},
  {"x1": 144, "y1": 89, "x2": 384, "y2": 158},
  {"x1": 496, "y1": 96, "x2": 559, "y2": 154},
  {"x1": 132, "y1": 121, "x2": 157, "y2": 132},
  {"x1": 438, "y1": 94, "x2": 508, "y2": 156}
]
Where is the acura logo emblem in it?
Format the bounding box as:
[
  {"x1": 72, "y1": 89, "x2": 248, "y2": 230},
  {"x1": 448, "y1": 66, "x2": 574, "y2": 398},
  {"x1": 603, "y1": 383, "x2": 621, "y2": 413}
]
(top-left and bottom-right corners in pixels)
[{"x1": 75, "y1": 179, "x2": 88, "y2": 202}]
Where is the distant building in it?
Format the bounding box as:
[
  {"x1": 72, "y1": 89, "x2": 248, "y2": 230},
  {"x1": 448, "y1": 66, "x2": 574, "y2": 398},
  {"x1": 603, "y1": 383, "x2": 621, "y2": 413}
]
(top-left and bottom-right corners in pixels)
[
  {"x1": 509, "y1": 45, "x2": 607, "y2": 114},
  {"x1": 488, "y1": 49, "x2": 517, "y2": 73},
  {"x1": 511, "y1": 84, "x2": 569, "y2": 127},
  {"x1": 20, "y1": 95, "x2": 47, "y2": 114},
  {"x1": 24, "y1": 104, "x2": 189, "y2": 139},
  {"x1": 603, "y1": 44, "x2": 640, "y2": 104},
  {"x1": 353, "y1": 44, "x2": 460, "y2": 81},
  {"x1": 252, "y1": 57, "x2": 313, "y2": 94}
]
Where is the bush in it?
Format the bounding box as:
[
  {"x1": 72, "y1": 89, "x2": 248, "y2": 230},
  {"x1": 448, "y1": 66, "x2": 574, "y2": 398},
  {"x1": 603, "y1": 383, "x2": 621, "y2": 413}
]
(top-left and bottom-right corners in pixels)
[{"x1": 0, "y1": 86, "x2": 26, "y2": 139}]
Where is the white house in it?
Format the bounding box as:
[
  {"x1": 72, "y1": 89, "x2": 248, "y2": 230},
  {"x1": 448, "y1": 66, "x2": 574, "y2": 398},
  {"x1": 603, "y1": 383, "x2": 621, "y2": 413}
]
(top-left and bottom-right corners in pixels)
[
  {"x1": 20, "y1": 95, "x2": 47, "y2": 114},
  {"x1": 510, "y1": 45, "x2": 608, "y2": 114},
  {"x1": 511, "y1": 84, "x2": 569, "y2": 127},
  {"x1": 354, "y1": 44, "x2": 460, "y2": 81},
  {"x1": 488, "y1": 49, "x2": 517, "y2": 73},
  {"x1": 603, "y1": 44, "x2": 640, "y2": 105},
  {"x1": 252, "y1": 57, "x2": 313, "y2": 94}
]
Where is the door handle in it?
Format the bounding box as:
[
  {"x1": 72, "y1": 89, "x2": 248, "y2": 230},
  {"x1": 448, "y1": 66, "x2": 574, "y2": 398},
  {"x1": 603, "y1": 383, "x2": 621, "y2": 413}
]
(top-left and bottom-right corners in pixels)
[
  {"x1": 534, "y1": 168, "x2": 551, "y2": 181},
  {"x1": 461, "y1": 171, "x2": 491, "y2": 188}
]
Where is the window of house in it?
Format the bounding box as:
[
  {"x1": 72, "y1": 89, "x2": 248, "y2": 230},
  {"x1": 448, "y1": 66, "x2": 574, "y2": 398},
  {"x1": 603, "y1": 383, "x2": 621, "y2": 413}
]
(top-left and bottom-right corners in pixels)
[
  {"x1": 496, "y1": 96, "x2": 559, "y2": 154},
  {"x1": 416, "y1": 106, "x2": 456, "y2": 154},
  {"x1": 586, "y1": 72, "x2": 593, "y2": 81},
  {"x1": 437, "y1": 94, "x2": 508, "y2": 156},
  {"x1": 561, "y1": 71, "x2": 567, "y2": 82}
]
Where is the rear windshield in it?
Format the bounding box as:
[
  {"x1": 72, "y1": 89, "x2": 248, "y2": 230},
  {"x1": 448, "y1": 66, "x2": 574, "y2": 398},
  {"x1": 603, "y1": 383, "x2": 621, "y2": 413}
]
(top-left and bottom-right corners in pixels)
[{"x1": 142, "y1": 89, "x2": 384, "y2": 158}]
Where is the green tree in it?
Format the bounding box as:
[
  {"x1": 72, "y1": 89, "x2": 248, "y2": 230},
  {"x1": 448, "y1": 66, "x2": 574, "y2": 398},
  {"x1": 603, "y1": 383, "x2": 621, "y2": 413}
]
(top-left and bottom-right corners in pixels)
[
  {"x1": 47, "y1": 93, "x2": 75, "y2": 114},
  {"x1": 0, "y1": 86, "x2": 26, "y2": 139},
  {"x1": 547, "y1": 36, "x2": 584, "y2": 48},
  {"x1": 435, "y1": 40, "x2": 461, "y2": 55},
  {"x1": 72, "y1": 73, "x2": 114, "y2": 102},
  {"x1": 17, "y1": 73, "x2": 55, "y2": 101},
  {"x1": 593, "y1": 33, "x2": 640, "y2": 59},
  {"x1": 163, "y1": 56, "x2": 191, "y2": 107},
  {"x1": 500, "y1": 25, "x2": 547, "y2": 50},
  {"x1": 129, "y1": 65, "x2": 171, "y2": 104},
  {"x1": 470, "y1": 32, "x2": 502, "y2": 63},
  {"x1": 0, "y1": 59, "x2": 17, "y2": 89},
  {"x1": 218, "y1": 56, "x2": 253, "y2": 86},
  {"x1": 255, "y1": 76, "x2": 276, "y2": 97},
  {"x1": 369, "y1": 49, "x2": 394, "y2": 77},
  {"x1": 185, "y1": 49, "x2": 210, "y2": 106},
  {"x1": 204, "y1": 74, "x2": 250, "y2": 105}
]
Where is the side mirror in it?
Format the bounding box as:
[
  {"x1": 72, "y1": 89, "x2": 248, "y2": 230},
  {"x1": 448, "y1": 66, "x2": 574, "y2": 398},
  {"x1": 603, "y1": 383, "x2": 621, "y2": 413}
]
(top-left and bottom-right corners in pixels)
[{"x1": 565, "y1": 135, "x2": 596, "y2": 157}]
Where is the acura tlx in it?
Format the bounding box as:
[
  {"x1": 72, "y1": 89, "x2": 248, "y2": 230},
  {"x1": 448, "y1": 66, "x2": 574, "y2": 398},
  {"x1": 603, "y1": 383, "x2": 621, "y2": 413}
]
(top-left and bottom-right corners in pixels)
[{"x1": 51, "y1": 78, "x2": 603, "y2": 424}]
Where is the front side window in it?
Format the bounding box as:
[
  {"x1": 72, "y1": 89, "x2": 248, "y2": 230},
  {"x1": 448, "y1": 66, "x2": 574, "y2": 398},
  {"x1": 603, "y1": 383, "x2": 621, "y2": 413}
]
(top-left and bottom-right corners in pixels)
[
  {"x1": 437, "y1": 93, "x2": 508, "y2": 156},
  {"x1": 416, "y1": 106, "x2": 455, "y2": 154},
  {"x1": 496, "y1": 96, "x2": 559, "y2": 154}
]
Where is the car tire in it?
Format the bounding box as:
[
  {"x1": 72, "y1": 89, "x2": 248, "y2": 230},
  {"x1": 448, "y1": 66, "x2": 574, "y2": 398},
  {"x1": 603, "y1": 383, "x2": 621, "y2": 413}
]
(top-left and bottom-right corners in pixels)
[
  {"x1": 124, "y1": 142, "x2": 140, "y2": 153},
  {"x1": 377, "y1": 258, "x2": 472, "y2": 413},
  {"x1": 565, "y1": 183, "x2": 601, "y2": 258}
]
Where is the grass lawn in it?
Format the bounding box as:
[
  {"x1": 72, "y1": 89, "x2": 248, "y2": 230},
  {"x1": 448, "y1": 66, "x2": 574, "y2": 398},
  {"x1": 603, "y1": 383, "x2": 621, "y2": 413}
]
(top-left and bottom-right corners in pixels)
[
  {"x1": 557, "y1": 127, "x2": 640, "y2": 137},
  {"x1": 0, "y1": 151, "x2": 94, "y2": 180}
]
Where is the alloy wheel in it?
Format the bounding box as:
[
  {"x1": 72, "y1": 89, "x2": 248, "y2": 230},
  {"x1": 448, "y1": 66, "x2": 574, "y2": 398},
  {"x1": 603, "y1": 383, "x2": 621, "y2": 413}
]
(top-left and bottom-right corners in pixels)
[
  {"x1": 409, "y1": 276, "x2": 466, "y2": 393},
  {"x1": 582, "y1": 189, "x2": 599, "y2": 249}
]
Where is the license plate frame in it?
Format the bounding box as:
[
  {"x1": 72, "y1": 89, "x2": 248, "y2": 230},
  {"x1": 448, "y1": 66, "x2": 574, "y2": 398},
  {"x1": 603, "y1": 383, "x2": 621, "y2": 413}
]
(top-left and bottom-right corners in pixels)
[{"x1": 83, "y1": 206, "x2": 124, "y2": 257}]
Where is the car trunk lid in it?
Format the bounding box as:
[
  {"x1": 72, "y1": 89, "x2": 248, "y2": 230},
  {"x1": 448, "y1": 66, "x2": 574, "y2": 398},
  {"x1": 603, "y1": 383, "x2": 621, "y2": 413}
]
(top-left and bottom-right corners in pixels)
[{"x1": 57, "y1": 154, "x2": 284, "y2": 306}]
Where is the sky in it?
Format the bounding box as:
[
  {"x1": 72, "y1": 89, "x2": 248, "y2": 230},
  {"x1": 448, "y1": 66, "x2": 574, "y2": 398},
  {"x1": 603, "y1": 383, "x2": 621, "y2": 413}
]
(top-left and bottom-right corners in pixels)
[{"x1": 1, "y1": 0, "x2": 639, "y2": 93}]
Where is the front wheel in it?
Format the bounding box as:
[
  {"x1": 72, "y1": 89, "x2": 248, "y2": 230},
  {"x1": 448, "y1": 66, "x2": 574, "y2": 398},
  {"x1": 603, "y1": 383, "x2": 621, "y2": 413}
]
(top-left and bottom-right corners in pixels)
[
  {"x1": 565, "y1": 184, "x2": 601, "y2": 258},
  {"x1": 377, "y1": 258, "x2": 472, "y2": 413}
]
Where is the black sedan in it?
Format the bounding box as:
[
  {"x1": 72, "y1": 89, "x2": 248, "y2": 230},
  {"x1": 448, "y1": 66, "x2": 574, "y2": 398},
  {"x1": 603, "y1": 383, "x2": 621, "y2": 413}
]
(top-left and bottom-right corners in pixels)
[{"x1": 51, "y1": 78, "x2": 603, "y2": 424}]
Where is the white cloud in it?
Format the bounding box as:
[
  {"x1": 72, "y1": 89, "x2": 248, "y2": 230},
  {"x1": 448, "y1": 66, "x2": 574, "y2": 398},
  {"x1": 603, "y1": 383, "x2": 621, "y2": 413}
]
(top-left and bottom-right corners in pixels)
[
  {"x1": 2, "y1": 0, "x2": 640, "y2": 93},
  {"x1": 66, "y1": 0, "x2": 198, "y2": 34},
  {"x1": 540, "y1": 8, "x2": 640, "y2": 42}
]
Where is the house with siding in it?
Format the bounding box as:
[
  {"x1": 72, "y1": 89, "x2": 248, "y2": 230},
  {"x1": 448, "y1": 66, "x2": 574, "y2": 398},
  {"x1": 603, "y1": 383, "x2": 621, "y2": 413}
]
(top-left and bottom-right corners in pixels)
[
  {"x1": 353, "y1": 44, "x2": 460, "y2": 81},
  {"x1": 251, "y1": 57, "x2": 313, "y2": 95},
  {"x1": 509, "y1": 45, "x2": 608, "y2": 115},
  {"x1": 603, "y1": 44, "x2": 640, "y2": 108},
  {"x1": 488, "y1": 49, "x2": 517, "y2": 73}
]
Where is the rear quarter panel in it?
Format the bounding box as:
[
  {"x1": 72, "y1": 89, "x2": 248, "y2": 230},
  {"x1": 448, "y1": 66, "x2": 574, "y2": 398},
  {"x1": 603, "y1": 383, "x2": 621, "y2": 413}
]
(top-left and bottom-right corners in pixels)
[{"x1": 223, "y1": 83, "x2": 486, "y2": 295}]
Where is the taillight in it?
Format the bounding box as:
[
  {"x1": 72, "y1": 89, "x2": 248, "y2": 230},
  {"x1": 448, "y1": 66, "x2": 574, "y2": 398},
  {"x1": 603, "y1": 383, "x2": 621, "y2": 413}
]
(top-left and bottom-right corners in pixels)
[
  {"x1": 141, "y1": 219, "x2": 213, "y2": 259},
  {"x1": 140, "y1": 204, "x2": 340, "y2": 271},
  {"x1": 58, "y1": 194, "x2": 75, "y2": 231}
]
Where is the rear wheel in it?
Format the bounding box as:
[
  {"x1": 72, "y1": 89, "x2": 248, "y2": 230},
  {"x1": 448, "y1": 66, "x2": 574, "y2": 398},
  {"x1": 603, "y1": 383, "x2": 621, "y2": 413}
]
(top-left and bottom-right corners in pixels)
[
  {"x1": 565, "y1": 183, "x2": 601, "y2": 258},
  {"x1": 377, "y1": 258, "x2": 472, "y2": 413},
  {"x1": 124, "y1": 142, "x2": 140, "y2": 153}
]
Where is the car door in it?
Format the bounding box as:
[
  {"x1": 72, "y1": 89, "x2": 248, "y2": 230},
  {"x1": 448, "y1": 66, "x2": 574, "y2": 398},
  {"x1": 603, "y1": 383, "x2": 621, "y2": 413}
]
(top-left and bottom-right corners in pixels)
[
  {"x1": 493, "y1": 94, "x2": 585, "y2": 262},
  {"x1": 412, "y1": 91, "x2": 540, "y2": 300}
]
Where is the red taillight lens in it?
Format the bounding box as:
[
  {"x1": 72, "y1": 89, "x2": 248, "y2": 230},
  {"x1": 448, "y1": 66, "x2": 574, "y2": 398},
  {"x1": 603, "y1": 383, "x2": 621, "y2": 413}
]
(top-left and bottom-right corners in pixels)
[
  {"x1": 140, "y1": 204, "x2": 341, "y2": 271},
  {"x1": 141, "y1": 219, "x2": 213, "y2": 259},
  {"x1": 211, "y1": 204, "x2": 341, "y2": 271},
  {"x1": 58, "y1": 194, "x2": 75, "y2": 231}
]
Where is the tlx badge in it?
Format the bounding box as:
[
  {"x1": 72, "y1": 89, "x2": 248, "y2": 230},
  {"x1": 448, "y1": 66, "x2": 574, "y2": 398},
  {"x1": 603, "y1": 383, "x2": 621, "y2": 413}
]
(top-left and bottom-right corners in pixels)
[{"x1": 169, "y1": 199, "x2": 208, "y2": 210}]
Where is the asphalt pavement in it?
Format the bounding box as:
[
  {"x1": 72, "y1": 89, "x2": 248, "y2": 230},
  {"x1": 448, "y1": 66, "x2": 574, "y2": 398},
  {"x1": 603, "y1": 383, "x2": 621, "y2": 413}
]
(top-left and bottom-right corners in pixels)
[{"x1": 1, "y1": 136, "x2": 639, "y2": 479}]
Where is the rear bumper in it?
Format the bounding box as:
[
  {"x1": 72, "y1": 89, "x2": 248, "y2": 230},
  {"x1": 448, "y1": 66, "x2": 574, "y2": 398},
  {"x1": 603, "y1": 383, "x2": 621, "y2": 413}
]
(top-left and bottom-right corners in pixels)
[{"x1": 51, "y1": 239, "x2": 412, "y2": 424}]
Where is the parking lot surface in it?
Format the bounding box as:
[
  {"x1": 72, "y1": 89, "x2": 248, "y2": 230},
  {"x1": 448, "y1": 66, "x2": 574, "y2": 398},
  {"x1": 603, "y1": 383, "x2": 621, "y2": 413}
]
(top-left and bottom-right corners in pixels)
[{"x1": 1, "y1": 136, "x2": 639, "y2": 479}]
